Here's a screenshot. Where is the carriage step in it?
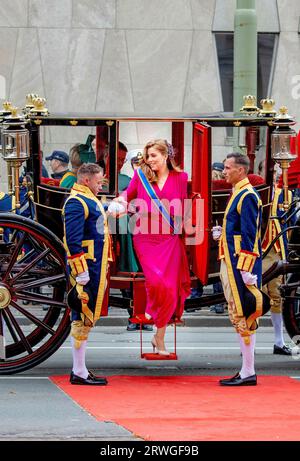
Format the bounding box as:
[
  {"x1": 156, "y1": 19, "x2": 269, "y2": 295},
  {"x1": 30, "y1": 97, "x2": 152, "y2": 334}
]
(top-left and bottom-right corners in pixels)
[{"x1": 141, "y1": 352, "x2": 177, "y2": 360}]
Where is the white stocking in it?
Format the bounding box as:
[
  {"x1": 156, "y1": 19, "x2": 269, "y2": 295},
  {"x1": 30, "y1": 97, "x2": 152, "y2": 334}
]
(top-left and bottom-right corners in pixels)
[
  {"x1": 271, "y1": 312, "x2": 285, "y2": 348},
  {"x1": 239, "y1": 334, "x2": 256, "y2": 379},
  {"x1": 71, "y1": 337, "x2": 88, "y2": 379}
]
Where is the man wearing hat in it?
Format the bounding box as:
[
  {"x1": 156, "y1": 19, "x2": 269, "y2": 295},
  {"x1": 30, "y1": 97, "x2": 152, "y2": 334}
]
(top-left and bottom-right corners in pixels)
[
  {"x1": 46, "y1": 150, "x2": 70, "y2": 180},
  {"x1": 213, "y1": 152, "x2": 270, "y2": 386},
  {"x1": 62, "y1": 163, "x2": 110, "y2": 385},
  {"x1": 211, "y1": 162, "x2": 224, "y2": 179}
]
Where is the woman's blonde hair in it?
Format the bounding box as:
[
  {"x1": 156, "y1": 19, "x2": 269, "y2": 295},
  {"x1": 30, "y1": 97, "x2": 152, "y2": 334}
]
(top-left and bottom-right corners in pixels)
[{"x1": 140, "y1": 139, "x2": 181, "y2": 182}]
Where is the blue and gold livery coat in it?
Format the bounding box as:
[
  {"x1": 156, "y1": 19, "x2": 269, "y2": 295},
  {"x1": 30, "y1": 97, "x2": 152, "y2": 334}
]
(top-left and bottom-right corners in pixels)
[
  {"x1": 62, "y1": 183, "x2": 110, "y2": 324},
  {"x1": 219, "y1": 178, "x2": 262, "y2": 317},
  {"x1": 262, "y1": 187, "x2": 294, "y2": 259}
]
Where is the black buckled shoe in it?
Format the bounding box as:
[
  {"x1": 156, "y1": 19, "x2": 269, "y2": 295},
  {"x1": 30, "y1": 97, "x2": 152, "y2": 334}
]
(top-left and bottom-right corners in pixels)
[
  {"x1": 142, "y1": 324, "x2": 153, "y2": 331},
  {"x1": 127, "y1": 321, "x2": 139, "y2": 331},
  {"x1": 70, "y1": 371, "x2": 107, "y2": 385},
  {"x1": 87, "y1": 371, "x2": 108, "y2": 383},
  {"x1": 273, "y1": 344, "x2": 292, "y2": 356},
  {"x1": 219, "y1": 373, "x2": 257, "y2": 386}
]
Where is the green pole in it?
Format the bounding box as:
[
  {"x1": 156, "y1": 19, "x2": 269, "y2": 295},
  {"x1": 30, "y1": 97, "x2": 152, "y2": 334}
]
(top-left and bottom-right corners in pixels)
[{"x1": 233, "y1": 0, "x2": 257, "y2": 115}]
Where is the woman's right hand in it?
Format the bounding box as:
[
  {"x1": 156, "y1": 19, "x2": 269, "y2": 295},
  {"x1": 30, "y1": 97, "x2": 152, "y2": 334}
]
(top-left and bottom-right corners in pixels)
[
  {"x1": 107, "y1": 196, "x2": 128, "y2": 217},
  {"x1": 113, "y1": 196, "x2": 128, "y2": 205}
]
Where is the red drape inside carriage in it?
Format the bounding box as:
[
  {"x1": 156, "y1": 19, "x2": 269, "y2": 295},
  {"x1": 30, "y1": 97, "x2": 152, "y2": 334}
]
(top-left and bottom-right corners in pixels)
[{"x1": 189, "y1": 122, "x2": 211, "y2": 286}]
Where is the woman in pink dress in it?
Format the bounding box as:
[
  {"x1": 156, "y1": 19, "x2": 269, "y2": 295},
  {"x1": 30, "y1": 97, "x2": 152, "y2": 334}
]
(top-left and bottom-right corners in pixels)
[{"x1": 115, "y1": 139, "x2": 190, "y2": 355}]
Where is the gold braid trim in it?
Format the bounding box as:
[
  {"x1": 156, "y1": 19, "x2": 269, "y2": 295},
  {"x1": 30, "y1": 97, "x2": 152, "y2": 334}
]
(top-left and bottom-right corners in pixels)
[
  {"x1": 68, "y1": 254, "x2": 88, "y2": 276},
  {"x1": 71, "y1": 320, "x2": 91, "y2": 349}
]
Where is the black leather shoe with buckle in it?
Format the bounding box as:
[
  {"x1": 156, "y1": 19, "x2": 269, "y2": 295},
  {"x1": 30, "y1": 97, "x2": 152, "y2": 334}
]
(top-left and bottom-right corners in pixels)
[
  {"x1": 142, "y1": 324, "x2": 153, "y2": 331},
  {"x1": 87, "y1": 371, "x2": 108, "y2": 383},
  {"x1": 273, "y1": 344, "x2": 292, "y2": 356},
  {"x1": 219, "y1": 373, "x2": 257, "y2": 386},
  {"x1": 70, "y1": 371, "x2": 107, "y2": 385},
  {"x1": 127, "y1": 321, "x2": 139, "y2": 331}
]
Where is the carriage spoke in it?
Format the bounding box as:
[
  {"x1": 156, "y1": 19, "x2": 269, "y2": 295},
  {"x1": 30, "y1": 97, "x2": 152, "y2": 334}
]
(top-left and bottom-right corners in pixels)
[
  {"x1": 14, "y1": 291, "x2": 67, "y2": 308},
  {"x1": 14, "y1": 274, "x2": 67, "y2": 290},
  {"x1": 2, "y1": 309, "x2": 19, "y2": 343},
  {"x1": 5, "y1": 307, "x2": 33, "y2": 354},
  {"x1": 2, "y1": 232, "x2": 26, "y2": 282},
  {"x1": 11, "y1": 248, "x2": 51, "y2": 283},
  {"x1": 9, "y1": 300, "x2": 56, "y2": 336},
  {"x1": 27, "y1": 234, "x2": 47, "y2": 255},
  {"x1": 14, "y1": 248, "x2": 36, "y2": 265}
]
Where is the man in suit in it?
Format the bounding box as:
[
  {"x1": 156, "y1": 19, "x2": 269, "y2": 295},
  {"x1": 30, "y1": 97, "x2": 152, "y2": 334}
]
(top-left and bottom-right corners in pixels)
[{"x1": 213, "y1": 152, "x2": 265, "y2": 386}]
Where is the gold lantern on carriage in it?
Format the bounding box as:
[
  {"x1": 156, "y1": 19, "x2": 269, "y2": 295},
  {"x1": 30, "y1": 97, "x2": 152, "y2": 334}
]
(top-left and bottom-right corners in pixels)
[
  {"x1": 0, "y1": 108, "x2": 30, "y2": 208},
  {"x1": 271, "y1": 106, "x2": 298, "y2": 210}
]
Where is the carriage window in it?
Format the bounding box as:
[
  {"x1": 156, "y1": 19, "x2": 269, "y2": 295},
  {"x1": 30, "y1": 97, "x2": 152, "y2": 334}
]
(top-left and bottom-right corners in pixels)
[
  {"x1": 211, "y1": 126, "x2": 268, "y2": 187},
  {"x1": 39, "y1": 126, "x2": 97, "y2": 186}
]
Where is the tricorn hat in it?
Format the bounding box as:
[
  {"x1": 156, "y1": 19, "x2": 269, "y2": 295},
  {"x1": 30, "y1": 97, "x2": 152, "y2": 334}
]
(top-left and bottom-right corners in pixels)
[
  {"x1": 67, "y1": 284, "x2": 92, "y2": 314},
  {"x1": 243, "y1": 285, "x2": 271, "y2": 330}
]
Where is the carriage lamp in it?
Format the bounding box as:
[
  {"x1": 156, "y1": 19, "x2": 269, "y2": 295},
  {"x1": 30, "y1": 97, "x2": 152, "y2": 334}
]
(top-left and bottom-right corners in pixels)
[
  {"x1": 1, "y1": 108, "x2": 30, "y2": 208},
  {"x1": 271, "y1": 106, "x2": 298, "y2": 210}
]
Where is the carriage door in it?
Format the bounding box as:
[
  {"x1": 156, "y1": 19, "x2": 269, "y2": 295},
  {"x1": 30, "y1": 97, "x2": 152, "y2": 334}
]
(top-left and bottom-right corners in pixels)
[{"x1": 189, "y1": 122, "x2": 212, "y2": 286}]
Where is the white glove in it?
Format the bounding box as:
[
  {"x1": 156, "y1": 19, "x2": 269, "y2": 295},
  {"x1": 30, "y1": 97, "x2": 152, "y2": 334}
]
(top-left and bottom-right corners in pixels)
[
  {"x1": 108, "y1": 201, "x2": 126, "y2": 214},
  {"x1": 212, "y1": 225, "x2": 222, "y2": 241},
  {"x1": 76, "y1": 270, "x2": 90, "y2": 286},
  {"x1": 240, "y1": 270, "x2": 257, "y2": 286}
]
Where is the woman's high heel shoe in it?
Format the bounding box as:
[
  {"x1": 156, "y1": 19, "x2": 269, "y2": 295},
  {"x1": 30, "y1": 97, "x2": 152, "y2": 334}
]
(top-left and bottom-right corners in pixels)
[{"x1": 151, "y1": 336, "x2": 170, "y2": 356}]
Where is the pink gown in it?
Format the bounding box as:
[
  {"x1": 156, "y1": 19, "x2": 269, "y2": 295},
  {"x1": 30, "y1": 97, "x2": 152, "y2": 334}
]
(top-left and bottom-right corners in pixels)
[{"x1": 122, "y1": 169, "x2": 191, "y2": 328}]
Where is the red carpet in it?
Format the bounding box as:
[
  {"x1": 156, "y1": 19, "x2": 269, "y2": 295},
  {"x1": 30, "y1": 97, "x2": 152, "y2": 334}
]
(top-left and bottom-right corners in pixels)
[{"x1": 51, "y1": 375, "x2": 300, "y2": 441}]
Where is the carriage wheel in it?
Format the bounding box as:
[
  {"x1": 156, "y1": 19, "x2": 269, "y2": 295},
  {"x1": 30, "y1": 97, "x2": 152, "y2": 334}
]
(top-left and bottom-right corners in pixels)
[
  {"x1": 0, "y1": 213, "x2": 70, "y2": 374},
  {"x1": 282, "y1": 273, "x2": 300, "y2": 344}
]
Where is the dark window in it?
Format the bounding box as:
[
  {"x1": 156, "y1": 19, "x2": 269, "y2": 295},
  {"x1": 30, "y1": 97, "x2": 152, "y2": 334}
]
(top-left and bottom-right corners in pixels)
[
  {"x1": 257, "y1": 34, "x2": 277, "y2": 102},
  {"x1": 215, "y1": 33, "x2": 234, "y2": 112},
  {"x1": 215, "y1": 32, "x2": 277, "y2": 113}
]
